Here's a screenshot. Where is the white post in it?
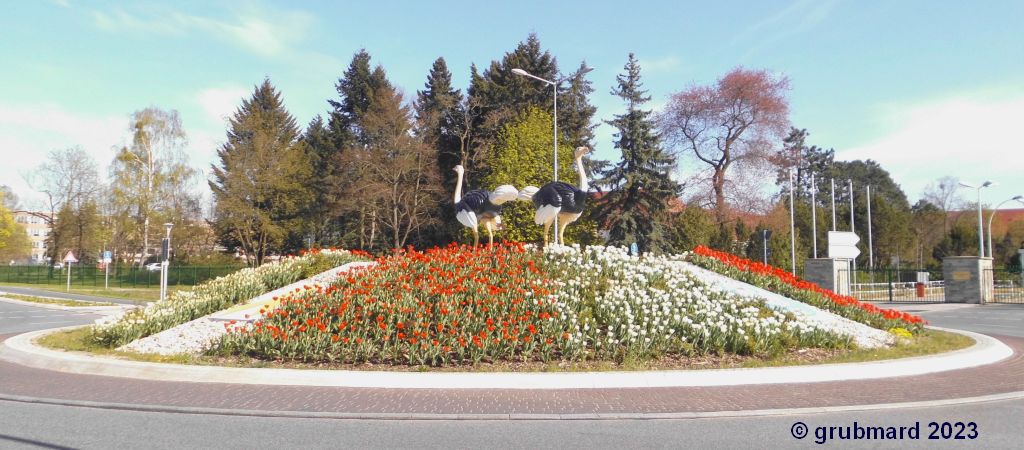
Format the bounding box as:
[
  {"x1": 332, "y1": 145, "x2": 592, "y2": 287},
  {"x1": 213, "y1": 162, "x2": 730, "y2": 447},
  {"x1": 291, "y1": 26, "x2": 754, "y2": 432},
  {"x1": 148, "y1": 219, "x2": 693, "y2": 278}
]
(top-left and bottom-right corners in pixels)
[
  {"x1": 830, "y1": 178, "x2": 836, "y2": 231},
  {"x1": 763, "y1": 231, "x2": 768, "y2": 265},
  {"x1": 811, "y1": 174, "x2": 818, "y2": 258},
  {"x1": 849, "y1": 179, "x2": 856, "y2": 274},
  {"x1": 976, "y1": 189, "x2": 984, "y2": 258},
  {"x1": 66, "y1": 261, "x2": 71, "y2": 292},
  {"x1": 105, "y1": 260, "x2": 109, "y2": 290},
  {"x1": 789, "y1": 169, "x2": 797, "y2": 275},
  {"x1": 867, "y1": 185, "x2": 874, "y2": 270}
]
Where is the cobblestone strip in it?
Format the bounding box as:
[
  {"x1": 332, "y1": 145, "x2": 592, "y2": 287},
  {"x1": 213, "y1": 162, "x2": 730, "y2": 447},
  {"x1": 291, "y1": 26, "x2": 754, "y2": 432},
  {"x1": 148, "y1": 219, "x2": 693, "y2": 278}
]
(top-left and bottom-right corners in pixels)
[{"x1": 2, "y1": 334, "x2": 1021, "y2": 415}]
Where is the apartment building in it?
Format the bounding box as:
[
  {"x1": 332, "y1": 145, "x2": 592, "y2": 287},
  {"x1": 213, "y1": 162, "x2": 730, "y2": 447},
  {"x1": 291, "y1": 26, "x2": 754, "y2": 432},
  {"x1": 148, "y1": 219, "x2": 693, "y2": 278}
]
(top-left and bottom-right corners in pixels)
[{"x1": 12, "y1": 210, "x2": 52, "y2": 264}]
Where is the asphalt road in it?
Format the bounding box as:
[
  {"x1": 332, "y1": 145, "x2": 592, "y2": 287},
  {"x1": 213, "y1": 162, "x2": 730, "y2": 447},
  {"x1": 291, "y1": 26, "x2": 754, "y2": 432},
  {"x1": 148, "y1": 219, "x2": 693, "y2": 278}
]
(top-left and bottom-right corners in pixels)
[
  {"x1": 0, "y1": 285, "x2": 139, "y2": 306},
  {"x1": 885, "y1": 303, "x2": 1024, "y2": 338},
  {"x1": 0, "y1": 303, "x2": 1022, "y2": 449},
  {"x1": 1, "y1": 399, "x2": 1021, "y2": 449},
  {"x1": 0, "y1": 301, "x2": 98, "y2": 335}
]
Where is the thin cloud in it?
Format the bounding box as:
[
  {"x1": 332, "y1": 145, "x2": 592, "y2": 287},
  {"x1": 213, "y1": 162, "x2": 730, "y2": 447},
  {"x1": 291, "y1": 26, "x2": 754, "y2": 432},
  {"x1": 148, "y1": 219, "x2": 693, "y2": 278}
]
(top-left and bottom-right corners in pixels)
[
  {"x1": 90, "y1": 5, "x2": 314, "y2": 58},
  {"x1": 734, "y1": 0, "x2": 840, "y2": 58},
  {"x1": 196, "y1": 86, "x2": 248, "y2": 125},
  {"x1": 839, "y1": 87, "x2": 1024, "y2": 203},
  {"x1": 637, "y1": 55, "x2": 681, "y2": 74}
]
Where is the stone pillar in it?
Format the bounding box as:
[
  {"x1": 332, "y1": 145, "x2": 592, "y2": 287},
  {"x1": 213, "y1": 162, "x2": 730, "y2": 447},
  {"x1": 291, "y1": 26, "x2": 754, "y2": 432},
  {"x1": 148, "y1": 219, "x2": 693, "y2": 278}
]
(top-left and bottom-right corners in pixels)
[
  {"x1": 942, "y1": 257, "x2": 994, "y2": 304},
  {"x1": 804, "y1": 258, "x2": 851, "y2": 296}
]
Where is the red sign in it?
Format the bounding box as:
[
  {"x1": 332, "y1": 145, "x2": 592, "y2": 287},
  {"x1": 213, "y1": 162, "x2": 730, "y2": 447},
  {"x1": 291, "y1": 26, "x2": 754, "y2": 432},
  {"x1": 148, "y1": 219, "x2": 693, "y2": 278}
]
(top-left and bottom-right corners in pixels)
[{"x1": 63, "y1": 251, "x2": 79, "y2": 263}]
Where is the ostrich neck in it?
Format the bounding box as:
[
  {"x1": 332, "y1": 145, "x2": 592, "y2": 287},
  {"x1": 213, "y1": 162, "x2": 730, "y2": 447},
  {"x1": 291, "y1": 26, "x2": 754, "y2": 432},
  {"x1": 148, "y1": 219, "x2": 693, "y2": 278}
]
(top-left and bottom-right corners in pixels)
[
  {"x1": 454, "y1": 170, "x2": 464, "y2": 204},
  {"x1": 575, "y1": 157, "x2": 588, "y2": 192}
]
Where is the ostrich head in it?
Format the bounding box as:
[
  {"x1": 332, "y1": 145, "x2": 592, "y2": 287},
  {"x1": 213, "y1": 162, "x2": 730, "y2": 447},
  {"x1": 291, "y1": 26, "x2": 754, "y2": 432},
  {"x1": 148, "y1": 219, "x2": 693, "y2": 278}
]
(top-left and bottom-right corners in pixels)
[
  {"x1": 454, "y1": 165, "x2": 465, "y2": 174},
  {"x1": 574, "y1": 146, "x2": 590, "y2": 159}
]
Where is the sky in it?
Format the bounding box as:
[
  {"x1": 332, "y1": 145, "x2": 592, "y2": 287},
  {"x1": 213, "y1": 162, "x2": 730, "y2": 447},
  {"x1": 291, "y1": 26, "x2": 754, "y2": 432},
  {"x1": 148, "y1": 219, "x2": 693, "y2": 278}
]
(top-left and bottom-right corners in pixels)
[{"x1": 1, "y1": 0, "x2": 1022, "y2": 212}]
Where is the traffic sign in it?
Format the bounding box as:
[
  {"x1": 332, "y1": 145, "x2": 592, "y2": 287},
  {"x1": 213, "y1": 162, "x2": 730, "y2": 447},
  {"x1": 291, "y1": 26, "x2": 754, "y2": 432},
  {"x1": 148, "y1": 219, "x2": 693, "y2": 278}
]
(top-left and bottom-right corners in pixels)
[
  {"x1": 63, "y1": 251, "x2": 79, "y2": 263},
  {"x1": 827, "y1": 231, "x2": 861, "y2": 259},
  {"x1": 102, "y1": 250, "x2": 112, "y2": 264}
]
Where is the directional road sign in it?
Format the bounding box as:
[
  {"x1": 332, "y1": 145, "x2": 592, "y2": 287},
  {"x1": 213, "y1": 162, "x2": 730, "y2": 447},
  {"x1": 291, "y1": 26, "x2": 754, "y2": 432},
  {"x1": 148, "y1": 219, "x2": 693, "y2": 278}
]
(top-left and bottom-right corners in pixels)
[{"x1": 827, "y1": 231, "x2": 861, "y2": 259}]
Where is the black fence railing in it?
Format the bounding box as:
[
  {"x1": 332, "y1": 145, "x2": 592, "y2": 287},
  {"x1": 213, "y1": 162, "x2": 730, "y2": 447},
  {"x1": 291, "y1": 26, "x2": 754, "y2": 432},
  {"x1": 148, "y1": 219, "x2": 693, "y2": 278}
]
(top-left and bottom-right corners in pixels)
[
  {"x1": 0, "y1": 265, "x2": 243, "y2": 288},
  {"x1": 847, "y1": 268, "x2": 945, "y2": 303},
  {"x1": 990, "y1": 269, "x2": 1024, "y2": 304}
]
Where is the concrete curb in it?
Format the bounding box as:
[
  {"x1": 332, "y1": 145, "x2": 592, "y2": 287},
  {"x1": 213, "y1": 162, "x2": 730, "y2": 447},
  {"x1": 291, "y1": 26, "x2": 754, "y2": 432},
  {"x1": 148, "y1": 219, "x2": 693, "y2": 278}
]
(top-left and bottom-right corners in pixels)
[
  {"x1": 0, "y1": 326, "x2": 1012, "y2": 389},
  {"x1": 2, "y1": 390, "x2": 1023, "y2": 421}
]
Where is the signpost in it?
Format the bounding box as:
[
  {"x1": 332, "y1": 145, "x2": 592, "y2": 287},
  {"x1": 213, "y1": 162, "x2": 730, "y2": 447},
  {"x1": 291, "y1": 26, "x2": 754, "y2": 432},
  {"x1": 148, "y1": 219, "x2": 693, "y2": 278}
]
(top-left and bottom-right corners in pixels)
[
  {"x1": 828, "y1": 231, "x2": 861, "y2": 259},
  {"x1": 62, "y1": 251, "x2": 78, "y2": 292},
  {"x1": 102, "y1": 250, "x2": 112, "y2": 289}
]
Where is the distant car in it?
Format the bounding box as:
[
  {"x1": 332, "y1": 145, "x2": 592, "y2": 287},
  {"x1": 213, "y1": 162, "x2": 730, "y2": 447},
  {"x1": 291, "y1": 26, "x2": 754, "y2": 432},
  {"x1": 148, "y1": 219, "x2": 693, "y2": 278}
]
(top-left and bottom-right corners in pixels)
[
  {"x1": 52, "y1": 263, "x2": 63, "y2": 270},
  {"x1": 144, "y1": 263, "x2": 162, "y2": 271}
]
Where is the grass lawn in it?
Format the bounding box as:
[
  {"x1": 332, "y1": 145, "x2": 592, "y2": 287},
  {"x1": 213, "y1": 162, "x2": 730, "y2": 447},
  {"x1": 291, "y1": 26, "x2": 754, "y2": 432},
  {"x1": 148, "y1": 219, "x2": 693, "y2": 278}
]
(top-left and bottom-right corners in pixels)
[
  {"x1": 0, "y1": 282, "x2": 175, "y2": 303},
  {"x1": 38, "y1": 326, "x2": 974, "y2": 373},
  {"x1": 0, "y1": 293, "x2": 114, "y2": 307},
  {"x1": 36, "y1": 327, "x2": 195, "y2": 365}
]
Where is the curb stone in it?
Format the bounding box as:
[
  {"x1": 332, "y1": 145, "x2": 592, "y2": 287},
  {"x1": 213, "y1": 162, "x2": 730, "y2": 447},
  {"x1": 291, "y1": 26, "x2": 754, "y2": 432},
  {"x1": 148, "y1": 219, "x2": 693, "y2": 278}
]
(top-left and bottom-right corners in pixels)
[
  {"x1": 2, "y1": 390, "x2": 1023, "y2": 421},
  {"x1": 0, "y1": 326, "x2": 1011, "y2": 389}
]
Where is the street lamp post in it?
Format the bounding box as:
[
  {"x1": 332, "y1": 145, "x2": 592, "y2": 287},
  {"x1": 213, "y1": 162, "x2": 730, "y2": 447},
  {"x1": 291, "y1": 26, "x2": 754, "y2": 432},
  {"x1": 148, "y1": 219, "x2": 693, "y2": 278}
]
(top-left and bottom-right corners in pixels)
[
  {"x1": 986, "y1": 195, "x2": 1024, "y2": 261},
  {"x1": 959, "y1": 181, "x2": 993, "y2": 257},
  {"x1": 160, "y1": 222, "x2": 173, "y2": 301},
  {"x1": 512, "y1": 67, "x2": 561, "y2": 244}
]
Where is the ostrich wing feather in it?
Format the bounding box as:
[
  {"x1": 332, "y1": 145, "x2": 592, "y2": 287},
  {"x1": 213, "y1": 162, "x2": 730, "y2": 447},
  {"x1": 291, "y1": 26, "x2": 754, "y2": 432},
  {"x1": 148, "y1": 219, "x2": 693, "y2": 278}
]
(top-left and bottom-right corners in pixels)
[
  {"x1": 535, "y1": 204, "x2": 560, "y2": 225},
  {"x1": 489, "y1": 185, "x2": 520, "y2": 205},
  {"x1": 456, "y1": 209, "x2": 478, "y2": 229}
]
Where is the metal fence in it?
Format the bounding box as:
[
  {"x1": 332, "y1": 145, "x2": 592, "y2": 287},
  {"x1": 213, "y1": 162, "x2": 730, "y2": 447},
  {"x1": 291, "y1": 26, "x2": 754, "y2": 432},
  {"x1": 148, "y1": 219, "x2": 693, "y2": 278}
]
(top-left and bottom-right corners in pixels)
[
  {"x1": 990, "y1": 269, "x2": 1024, "y2": 304},
  {"x1": 848, "y1": 268, "x2": 946, "y2": 303},
  {"x1": 0, "y1": 264, "x2": 243, "y2": 288}
]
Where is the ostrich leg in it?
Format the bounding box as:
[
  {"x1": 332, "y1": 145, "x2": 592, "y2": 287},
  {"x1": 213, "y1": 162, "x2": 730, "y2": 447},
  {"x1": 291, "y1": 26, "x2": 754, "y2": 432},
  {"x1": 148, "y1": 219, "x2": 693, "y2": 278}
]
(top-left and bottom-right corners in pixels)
[
  {"x1": 558, "y1": 220, "x2": 570, "y2": 246},
  {"x1": 485, "y1": 221, "x2": 495, "y2": 248},
  {"x1": 543, "y1": 221, "x2": 551, "y2": 247},
  {"x1": 472, "y1": 227, "x2": 480, "y2": 247}
]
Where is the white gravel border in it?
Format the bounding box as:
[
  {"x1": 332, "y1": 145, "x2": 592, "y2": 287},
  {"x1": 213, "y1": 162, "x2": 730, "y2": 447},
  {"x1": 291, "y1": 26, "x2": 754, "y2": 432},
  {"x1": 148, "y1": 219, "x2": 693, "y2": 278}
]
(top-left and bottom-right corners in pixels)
[
  {"x1": 677, "y1": 262, "x2": 895, "y2": 348},
  {"x1": 118, "y1": 262, "x2": 376, "y2": 355}
]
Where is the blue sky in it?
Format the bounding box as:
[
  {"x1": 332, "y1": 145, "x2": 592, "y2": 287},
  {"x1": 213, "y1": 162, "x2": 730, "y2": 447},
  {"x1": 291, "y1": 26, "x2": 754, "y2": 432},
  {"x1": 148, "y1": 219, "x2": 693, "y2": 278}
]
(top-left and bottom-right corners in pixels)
[{"x1": 2, "y1": 0, "x2": 1022, "y2": 210}]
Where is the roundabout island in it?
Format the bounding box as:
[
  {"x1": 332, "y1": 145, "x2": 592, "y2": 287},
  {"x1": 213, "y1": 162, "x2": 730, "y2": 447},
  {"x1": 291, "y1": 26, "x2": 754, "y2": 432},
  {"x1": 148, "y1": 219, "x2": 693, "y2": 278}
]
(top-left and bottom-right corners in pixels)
[{"x1": 2, "y1": 245, "x2": 1023, "y2": 421}]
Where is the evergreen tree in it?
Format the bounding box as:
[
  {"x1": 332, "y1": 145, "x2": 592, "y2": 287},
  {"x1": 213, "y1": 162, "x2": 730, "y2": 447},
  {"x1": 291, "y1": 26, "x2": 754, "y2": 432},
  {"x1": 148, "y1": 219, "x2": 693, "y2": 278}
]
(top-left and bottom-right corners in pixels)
[
  {"x1": 210, "y1": 79, "x2": 313, "y2": 266},
  {"x1": 594, "y1": 54, "x2": 680, "y2": 254},
  {"x1": 668, "y1": 206, "x2": 714, "y2": 252},
  {"x1": 415, "y1": 57, "x2": 466, "y2": 245},
  {"x1": 327, "y1": 49, "x2": 392, "y2": 147},
  {"x1": 299, "y1": 115, "x2": 337, "y2": 246}
]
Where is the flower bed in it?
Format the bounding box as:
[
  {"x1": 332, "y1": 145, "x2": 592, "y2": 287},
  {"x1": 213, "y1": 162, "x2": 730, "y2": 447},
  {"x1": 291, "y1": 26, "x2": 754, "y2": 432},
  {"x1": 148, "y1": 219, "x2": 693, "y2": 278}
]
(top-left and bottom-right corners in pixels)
[
  {"x1": 687, "y1": 246, "x2": 924, "y2": 333},
  {"x1": 92, "y1": 249, "x2": 365, "y2": 348},
  {"x1": 216, "y1": 244, "x2": 850, "y2": 366}
]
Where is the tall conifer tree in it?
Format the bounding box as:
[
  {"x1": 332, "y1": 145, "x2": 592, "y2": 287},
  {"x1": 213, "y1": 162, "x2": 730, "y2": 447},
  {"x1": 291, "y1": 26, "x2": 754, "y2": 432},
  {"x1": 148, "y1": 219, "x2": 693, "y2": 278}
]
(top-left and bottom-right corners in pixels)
[
  {"x1": 595, "y1": 54, "x2": 680, "y2": 254},
  {"x1": 210, "y1": 79, "x2": 312, "y2": 265}
]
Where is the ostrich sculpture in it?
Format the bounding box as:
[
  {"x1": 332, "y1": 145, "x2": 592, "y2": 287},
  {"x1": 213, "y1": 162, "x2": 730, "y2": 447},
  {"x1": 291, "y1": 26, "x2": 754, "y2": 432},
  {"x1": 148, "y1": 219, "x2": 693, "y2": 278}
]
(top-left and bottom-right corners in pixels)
[
  {"x1": 519, "y1": 146, "x2": 590, "y2": 246},
  {"x1": 452, "y1": 165, "x2": 519, "y2": 247}
]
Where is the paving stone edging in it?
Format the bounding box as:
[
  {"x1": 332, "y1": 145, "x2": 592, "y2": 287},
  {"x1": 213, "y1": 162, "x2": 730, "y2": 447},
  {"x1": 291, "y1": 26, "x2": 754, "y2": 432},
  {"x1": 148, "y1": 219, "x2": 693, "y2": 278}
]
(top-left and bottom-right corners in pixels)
[
  {"x1": 0, "y1": 326, "x2": 1011, "y2": 389},
  {"x1": 3, "y1": 390, "x2": 1023, "y2": 421}
]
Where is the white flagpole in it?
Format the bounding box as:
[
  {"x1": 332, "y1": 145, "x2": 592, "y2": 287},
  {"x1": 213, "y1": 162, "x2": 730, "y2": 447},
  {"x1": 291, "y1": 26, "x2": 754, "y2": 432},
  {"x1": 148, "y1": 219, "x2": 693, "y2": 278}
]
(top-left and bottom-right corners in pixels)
[
  {"x1": 789, "y1": 169, "x2": 797, "y2": 275},
  {"x1": 867, "y1": 185, "x2": 874, "y2": 270},
  {"x1": 811, "y1": 174, "x2": 818, "y2": 259}
]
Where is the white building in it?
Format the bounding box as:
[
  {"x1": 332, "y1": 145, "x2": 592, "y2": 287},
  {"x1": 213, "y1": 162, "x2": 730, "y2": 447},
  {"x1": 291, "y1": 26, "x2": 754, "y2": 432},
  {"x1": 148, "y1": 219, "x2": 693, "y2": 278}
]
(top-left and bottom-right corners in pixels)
[{"x1": 12, "y1": 210, "x2": 52, "y2": 264}]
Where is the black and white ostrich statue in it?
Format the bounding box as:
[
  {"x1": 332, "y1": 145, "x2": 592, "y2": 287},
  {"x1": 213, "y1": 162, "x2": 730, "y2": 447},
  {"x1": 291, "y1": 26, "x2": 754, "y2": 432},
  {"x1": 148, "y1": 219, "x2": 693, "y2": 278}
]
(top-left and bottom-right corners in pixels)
[
  {"x1": 452, "y1": 165, "x2": 519, "y2": 247},
  {"x1": 519, "y1": 146, "x2": 590, "y2": 246}
]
